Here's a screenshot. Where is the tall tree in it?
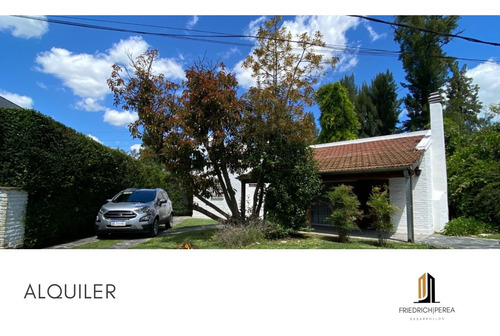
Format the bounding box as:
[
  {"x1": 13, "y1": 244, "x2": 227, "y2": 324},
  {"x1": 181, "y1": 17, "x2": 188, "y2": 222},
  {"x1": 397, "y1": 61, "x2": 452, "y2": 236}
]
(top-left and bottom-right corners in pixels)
[
  {"x1": 370, "y1": 70, "x2": 401, "y2": 135},
  {"x1": 356, "y1": 82, "x2": 378, "y2": 138},
  {"x1": 241, "y1": 16, "x2": 334, "y2": 227},
  {"x1": 339, "y1": 73, "x2": 358, "y2": 107},
  {"x1": 108, "y1": 52, "x2": 246, "y2": 221},
  {"x1": 316, "y1": 82, "x2": 360, "y2": 142},
  {"x1": 444, "y1": 61, "x2": 482, "y2": 132},
  {"x1": 394, "y1": 15, "x2": 460, "y2": 131}
]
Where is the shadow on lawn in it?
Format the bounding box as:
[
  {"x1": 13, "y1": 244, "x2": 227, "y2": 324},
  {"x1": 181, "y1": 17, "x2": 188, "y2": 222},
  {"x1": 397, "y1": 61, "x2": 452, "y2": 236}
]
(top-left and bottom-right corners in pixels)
[{"x1": 317, "y1": 235, "x2": 380, "y2": 246}]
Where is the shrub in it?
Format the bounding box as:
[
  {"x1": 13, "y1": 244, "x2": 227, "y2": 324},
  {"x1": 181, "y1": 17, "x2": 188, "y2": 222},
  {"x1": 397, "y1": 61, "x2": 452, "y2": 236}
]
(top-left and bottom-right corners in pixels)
[
  {"x1": 213, "y1": 220, "x2": 265, "y2": 248},
  {"x1": 265, "y1": 146, "x2": 321, "y2": 231},
  {"x1": 367, "y1": 186, "x2": 399, "y2": 246},
  {"x1": 0, "y1": 108, "x2": 190, "y2": 247},
  {"x1": 447, "y1": 123, "x2": 500, "y2": 229},
  {"x1": 325, "y1": 184, "x2": 362, "y2": 243},
  {"x1": 443, "y1": 217, "x2": 493, "y2": 236}
]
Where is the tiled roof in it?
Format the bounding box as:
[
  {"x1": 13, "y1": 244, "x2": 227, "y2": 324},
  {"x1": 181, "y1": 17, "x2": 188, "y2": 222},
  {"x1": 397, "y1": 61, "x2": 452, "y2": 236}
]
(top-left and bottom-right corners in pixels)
[{"x1": 313, "y1": 133, "x2": 427, "y2": 174}]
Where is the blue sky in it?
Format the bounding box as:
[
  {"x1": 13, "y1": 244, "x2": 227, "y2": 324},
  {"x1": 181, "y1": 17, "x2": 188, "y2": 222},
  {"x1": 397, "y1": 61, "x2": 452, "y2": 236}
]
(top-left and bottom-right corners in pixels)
[{"x1": 1, "y1": 13, "x2": 499, "y2": 152}]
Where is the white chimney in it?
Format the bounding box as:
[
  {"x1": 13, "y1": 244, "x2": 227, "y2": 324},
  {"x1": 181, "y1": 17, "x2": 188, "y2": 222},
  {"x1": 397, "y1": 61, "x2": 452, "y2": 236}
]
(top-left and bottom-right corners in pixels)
[{"x1": 428, "y1": 92, "x2": 449, "y2": 231}]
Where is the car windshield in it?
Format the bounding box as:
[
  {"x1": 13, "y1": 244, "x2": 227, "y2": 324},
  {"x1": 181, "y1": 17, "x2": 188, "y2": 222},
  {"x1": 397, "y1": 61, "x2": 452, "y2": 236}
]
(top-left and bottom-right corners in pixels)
[{"x1": 113, "y1": 190, "x2": 156, "y2": 203}]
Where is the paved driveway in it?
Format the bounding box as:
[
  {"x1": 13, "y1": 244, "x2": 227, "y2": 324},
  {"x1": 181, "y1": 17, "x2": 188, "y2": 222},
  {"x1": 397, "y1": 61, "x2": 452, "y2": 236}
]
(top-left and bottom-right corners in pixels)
[{"x1": 47, "y1": 216, "x2": 192, "y2": 249}]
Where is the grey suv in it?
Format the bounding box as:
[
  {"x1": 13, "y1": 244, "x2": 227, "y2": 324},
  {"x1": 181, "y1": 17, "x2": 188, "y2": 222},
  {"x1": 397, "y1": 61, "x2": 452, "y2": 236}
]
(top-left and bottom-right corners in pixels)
[{"x1": 95, "y1": 188, "x2": 173, "y2": 238}]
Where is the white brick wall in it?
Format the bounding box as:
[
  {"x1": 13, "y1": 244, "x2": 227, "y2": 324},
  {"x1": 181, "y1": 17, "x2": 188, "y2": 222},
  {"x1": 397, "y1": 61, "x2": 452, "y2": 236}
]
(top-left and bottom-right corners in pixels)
[
  {"x1": 390, "y1": 150, "x2": 439, "y2": 238},
  {"x1": 0, "y1": 187, "x2": 28, "y2": 249}
]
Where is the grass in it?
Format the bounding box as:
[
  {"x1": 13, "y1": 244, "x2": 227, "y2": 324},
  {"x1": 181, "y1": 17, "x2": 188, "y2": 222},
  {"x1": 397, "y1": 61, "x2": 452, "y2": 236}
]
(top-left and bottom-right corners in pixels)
[
  {"x1": 172, "y1": 218, "x2": 217, "y2": 230},
  {"x1": 73, "y1": 218, "x2": 218, "y2": 249},
  {"x1": 73, "y1": 238, "x2": 124, "y2": 249},
  {"x1": 74, "y1": 218, "x2": 438, "y2": 249},
  {"x1": 132, "y1": 225, "x2": 436, "y2": 249},
  {"x1": 477, "y1": 233, "x2": 500, "y2": 240},
  {"x1": 131, "y1": 229, "x2": 223, "y2": 249}
]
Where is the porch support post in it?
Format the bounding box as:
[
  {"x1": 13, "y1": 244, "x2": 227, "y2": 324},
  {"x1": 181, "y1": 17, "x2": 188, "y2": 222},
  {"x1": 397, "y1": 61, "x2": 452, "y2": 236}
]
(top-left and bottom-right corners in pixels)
[{"x1": 404, "y1": 169, "x2": 415, "y2": 243}]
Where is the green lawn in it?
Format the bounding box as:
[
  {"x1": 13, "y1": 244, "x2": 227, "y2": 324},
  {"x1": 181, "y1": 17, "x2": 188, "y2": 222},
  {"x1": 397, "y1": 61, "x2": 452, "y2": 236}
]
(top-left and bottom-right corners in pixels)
[
  {"x1": 172, "y1": 218, "x2": 217, "y2": 230},
  {"x1": 74, "y1": 218, "x2": 438, "y2": 249},
  {"x1": 131, "y1": 229, "x2": 223, "y2": 249},
  {"x1": 73, "y1": 238, "x2": 124, "y2": 249},
  {"x1": 132, "y1": 225, "x2": 437, "y2": 249},
  {"x1": 73, "y1": 218, "x2": 217, "y2": 249}
]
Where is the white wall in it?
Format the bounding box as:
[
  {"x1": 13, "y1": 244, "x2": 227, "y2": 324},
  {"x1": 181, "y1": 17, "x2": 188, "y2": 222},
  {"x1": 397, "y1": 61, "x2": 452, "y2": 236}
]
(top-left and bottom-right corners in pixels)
[
  {"x1": 429, "y1": 98, "x2": 449, "y2": 232},
  {"x1": 390, "y1": 140, "x2": 446, "y2": 237},
  {"x1": 0, "y1": 187, "x2": 27, "y2": 249}
]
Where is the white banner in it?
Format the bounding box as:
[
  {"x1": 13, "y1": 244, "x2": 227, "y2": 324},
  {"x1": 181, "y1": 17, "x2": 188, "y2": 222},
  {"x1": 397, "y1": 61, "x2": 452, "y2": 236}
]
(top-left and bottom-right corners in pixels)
[{"x1": 0, "y1": 249, "x2": 498, "y2": 335}]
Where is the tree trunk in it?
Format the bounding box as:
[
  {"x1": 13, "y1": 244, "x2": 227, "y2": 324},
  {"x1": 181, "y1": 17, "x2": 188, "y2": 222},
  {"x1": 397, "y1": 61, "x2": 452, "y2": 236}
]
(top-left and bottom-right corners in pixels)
[{"x1": 192, "y1": 204, "x2": 223, "y2": 221}]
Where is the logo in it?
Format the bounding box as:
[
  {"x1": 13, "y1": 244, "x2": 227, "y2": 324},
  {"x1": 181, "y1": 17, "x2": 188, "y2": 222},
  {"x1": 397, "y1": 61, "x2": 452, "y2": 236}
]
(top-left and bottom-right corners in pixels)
[
  {"x1": 415, "y1": 273, "x2": 439, "y2": 303},
  {"x1": 398, "y1": 273, "x2": 455, "y2": 321}
]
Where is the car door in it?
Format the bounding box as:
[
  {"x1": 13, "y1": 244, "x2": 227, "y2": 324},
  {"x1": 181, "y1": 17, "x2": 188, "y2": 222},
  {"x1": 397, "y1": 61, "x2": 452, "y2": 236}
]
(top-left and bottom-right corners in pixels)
[
  {"x1": 159, "y1": 190, "x2": 171, "y2": 223},
  {"x1": 164, "y1": 191, "x2": 172, "y2": 217}
]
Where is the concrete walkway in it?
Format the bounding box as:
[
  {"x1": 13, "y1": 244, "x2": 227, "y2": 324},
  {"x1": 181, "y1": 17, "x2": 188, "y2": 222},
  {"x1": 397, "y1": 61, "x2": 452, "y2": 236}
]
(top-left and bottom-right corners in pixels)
[
  {"x1": 309, "y1": 225, "x2": 500, "y2": 249},
  {"x1": 416, "y1": 234, "x2": 500, "y2": 249}
]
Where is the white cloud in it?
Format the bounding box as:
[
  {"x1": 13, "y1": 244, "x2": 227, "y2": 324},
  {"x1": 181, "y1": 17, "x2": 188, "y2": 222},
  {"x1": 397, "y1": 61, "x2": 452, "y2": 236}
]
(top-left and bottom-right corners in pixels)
[
  {"x1": 103, "y1": 109, "x2": 138, "y2": 127},
  {"x1": 235, "y1": 15, "x2": 360, "y2": 88},
  {"x1": 75, "y1": 98, "x2": 105, "y2": 112},
  {"x1": 0, "y1": 89, "x2": 34, "y2": 108},
  {"x1": 468, "y1": 59, "x2": 500, "y2": 109},
  {"x1": 0, "y1": 15, "x2": 48, "y2": 39},
  {"x1": 186, "y1": 16, "x2": 199, "y2": 29},
  {"x1": 364, "y1": 23, "x2": 386, "y2": 42},
  {"x1": 233, "y1": 60, "x2": 256, "y2": 89},
  {"x1": 219, "y1": 46, "x2": 241, "y2": 60},
  {"x1": 87, "y1": 134, "x2": 102, "y2": 144},
  {"x1": 130, "y1": 143, "x2": 143, "y2": 152},
  {"x1": 35, "y1": 36, "x2": 185, "y2": 111},
  {"x1": 152, "y1": 58, "x2": 185, "y2": 80},
  {"x1": 35, "y1": 47, "x2": 112, "y2": 99},
  {"x1": 106, "y1": 36, "x2": 150, "y2": 67},
  {"x1": 244, "y1": 16, "x2": 267, "y2": 39}
]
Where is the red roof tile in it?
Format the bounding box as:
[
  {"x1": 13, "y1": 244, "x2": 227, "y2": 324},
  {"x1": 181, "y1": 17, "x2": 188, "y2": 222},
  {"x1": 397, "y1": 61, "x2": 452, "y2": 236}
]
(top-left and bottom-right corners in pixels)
[{"x1": 313, "y1": 134, "x2": 426, "y2": 174}]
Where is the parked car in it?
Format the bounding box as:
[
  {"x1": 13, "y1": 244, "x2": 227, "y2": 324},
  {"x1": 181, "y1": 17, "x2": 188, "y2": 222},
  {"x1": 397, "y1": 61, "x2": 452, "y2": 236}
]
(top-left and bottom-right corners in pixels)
[{"x1": 95, "y1": 188, "x2": 173, "y2": 239}]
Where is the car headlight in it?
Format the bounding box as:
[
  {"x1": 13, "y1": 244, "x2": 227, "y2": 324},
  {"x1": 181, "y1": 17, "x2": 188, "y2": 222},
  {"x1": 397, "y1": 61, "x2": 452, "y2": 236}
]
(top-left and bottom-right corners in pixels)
[
  {"x1": 139, "y1": 215, "x2": 152, "y2": 222},
  {"x1": 136, "y1": 206, "x2": 151, "y2": 214}
]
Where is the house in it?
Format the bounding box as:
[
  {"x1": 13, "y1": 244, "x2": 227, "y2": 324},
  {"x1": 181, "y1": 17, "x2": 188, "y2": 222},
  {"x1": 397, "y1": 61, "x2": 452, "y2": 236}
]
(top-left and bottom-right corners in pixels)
[
  {"x1": 0, "y1": 96, "x2": 23, "y2": 109},
  {"x1": 193, "y1": 93, "x2": 449, "y2": 241}
]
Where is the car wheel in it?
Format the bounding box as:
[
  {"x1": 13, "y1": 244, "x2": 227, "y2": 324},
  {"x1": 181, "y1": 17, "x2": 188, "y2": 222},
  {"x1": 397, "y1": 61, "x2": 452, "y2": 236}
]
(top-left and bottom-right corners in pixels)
[
  {"x1": 150, "y1": 217, "x2": 159, "y2": 237},
  {"x1": 166, "y1": 214, "x2": 173, "y2": 229}
]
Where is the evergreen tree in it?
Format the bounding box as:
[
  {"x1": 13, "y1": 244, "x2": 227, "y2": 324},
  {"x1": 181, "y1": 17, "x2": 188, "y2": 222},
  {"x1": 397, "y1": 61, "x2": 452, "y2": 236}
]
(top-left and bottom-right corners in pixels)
[
  {"x1": 371, "y1": 70, "x2": 401, "y2": 135},
  {"x1": 316, "y1": 82, "x2": 360, "y2": 143},
  {"x1": 356, "y1": 82, "x2": 378, "y2": 138},
  {"x1": 339, "y1": 73, "x2": 358, "y2": 106},
  {"x1": 444, "y1": 61, "x2": 482, "y2": 132},
  {"x1": 394, "y1": 15, "x2": 460, "y2": 131}
]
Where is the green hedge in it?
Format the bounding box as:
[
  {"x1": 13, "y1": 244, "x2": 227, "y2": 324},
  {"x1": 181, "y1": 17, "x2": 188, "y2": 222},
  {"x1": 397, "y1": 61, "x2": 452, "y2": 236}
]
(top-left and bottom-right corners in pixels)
[{"x1": 0, "y1": 108, "x2": 191, "y2": 248}]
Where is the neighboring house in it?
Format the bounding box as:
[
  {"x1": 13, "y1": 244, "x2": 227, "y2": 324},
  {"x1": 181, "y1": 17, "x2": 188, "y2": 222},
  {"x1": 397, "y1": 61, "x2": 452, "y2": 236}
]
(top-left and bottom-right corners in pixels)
[
  {"x1": 0, "y1": 96, "x2": 23, "y2": 109},
  {"x1": 193, "y1": 93, "x2": 449, "y2": 241},
  {"x1": 192, "y1": 172, "x2": 264, "y2": 219}
]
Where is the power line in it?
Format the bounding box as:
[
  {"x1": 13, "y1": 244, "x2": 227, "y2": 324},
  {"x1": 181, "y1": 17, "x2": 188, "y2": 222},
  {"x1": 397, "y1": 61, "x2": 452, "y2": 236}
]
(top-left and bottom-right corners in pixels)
[
  {"x1": 13, "y1": 15, "x2": 255, "y2": 48},
  {"x1": 351, "y1": 15, "x2": 500, "y2": 47},
  {"x1": 13, "y1": 15, "x2": 500, "y2": 66}
]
